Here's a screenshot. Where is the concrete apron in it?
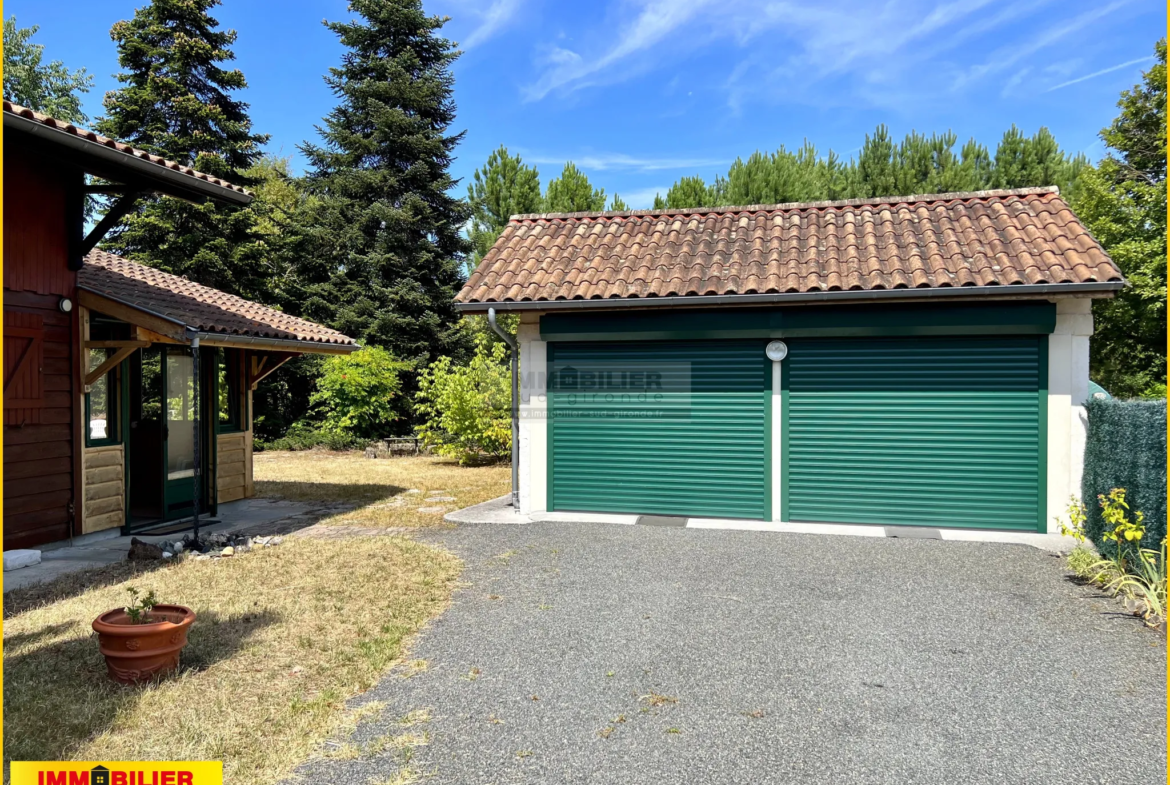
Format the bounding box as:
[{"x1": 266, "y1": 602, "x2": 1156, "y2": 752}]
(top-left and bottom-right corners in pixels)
[{"x1": 446, "y1": 496, "x2": 1078, "y2": 553}]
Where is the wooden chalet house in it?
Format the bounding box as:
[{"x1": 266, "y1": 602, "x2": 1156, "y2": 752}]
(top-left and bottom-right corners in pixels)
[{"x1": 4, "y1": 102, "x2": 356, "y2": 551}]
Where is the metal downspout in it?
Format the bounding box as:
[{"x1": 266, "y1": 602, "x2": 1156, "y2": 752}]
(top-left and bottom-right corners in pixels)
[
  {"x1": 190, "y1": 333, "x2": 202, "y2": 542},
  {"x1": 488, "y1": 308, "x2": 520, "y2": 509}
]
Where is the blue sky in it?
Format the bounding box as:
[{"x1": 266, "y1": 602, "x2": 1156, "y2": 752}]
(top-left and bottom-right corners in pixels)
[{"x1": 10, "y1": 0, "x2": 1165, "y2": 208}]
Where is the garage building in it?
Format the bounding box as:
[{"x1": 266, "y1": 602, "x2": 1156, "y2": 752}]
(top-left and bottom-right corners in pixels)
[{"x1": 456, "y1": 188, "x2": 1123, "y2": 534}]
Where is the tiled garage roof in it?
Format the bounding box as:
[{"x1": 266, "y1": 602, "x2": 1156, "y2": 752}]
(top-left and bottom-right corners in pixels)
[
  {"x1": 457, "y1": 187, "x2": 1123, "y2": 306},
  {"x1": 80, "y1": 250, "x2": 356, "y2": 347},
  {"x1": 4, "y1": 100, "x2": 250, "y2": 197}
]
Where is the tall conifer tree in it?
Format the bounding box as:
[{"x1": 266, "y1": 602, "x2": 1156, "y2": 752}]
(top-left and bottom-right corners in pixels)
[
  {"x1": 295, "y1": 0, "x2": 470, "y2": 364},
  {"x1": 96, "y1": 0, "x2": 270, "y2": 299}
]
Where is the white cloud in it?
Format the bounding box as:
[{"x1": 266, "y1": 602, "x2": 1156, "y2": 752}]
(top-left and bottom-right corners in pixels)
[
  {"x1": 522, "y1": 0, "x2": 716, "y2": 101},
  {"x1": 523, "y1": 151, "x2": 726, "y2": 172},
  {"x1": 456, "y1": 0, "x2": 523, "y2": 50},
  {"x1": 1045, "y1": 55, "x2": 1156, "y2": 92},
  {"x1": 611, "y1": 184, "x2": 672, "y2": 209}
]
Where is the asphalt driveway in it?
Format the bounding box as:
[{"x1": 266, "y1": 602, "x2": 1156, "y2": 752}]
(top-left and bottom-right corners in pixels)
[{"x1": 298, "y1": 523, "x2": 1165, "y2": 784}]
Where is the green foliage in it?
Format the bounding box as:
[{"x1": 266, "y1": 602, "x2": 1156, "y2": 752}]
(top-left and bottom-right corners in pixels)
[
  {"x1": 3, "y1": 16, "x2": 93, "y2": 122},
  {"x1": 1072, "y1": 41, "x2": 1166, "y2": 398},
  {"x1": 608, "y1": 193, "x2": 630, "y2": 211},
  {"x1": 293, "y1": 0, "x2": 470, "y2": 365},
  {"x1": 544, "y1": 162, "x2": 606, "y2": 212},
  {"x1": 467, "y1": 146, "x2": 543, "y2": 264},
  {"x1": 663, "y1": 175, "x2": 716, "y2": 209},
  {"x1": 1082, "y1": 398, "x2": 1167, "y2": 551},
  {"x1": 123, "y1": 587, "x2": 158, "y2": 624},
  {"x1": 95, "y1": 0, "x2": 273, "y2": 300},
  {"x1": 253, "y1": 422, "x2": 370, "y2": 453},
  {"x1": 1066, "y1": 545, "x2": 1098, "y2": 578},
  {"x1": 311, "y1": 347, "x2": 409, "y2": 439},
  {"x1": 1060, "y1": 491, "x2": 1165, "y2": 629},
  {"x1": 416, "y1": 337, "x2": 511, "y2": 464}
]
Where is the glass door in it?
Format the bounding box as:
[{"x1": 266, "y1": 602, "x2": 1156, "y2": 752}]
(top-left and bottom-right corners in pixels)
[{"x1": 164, "y1": 347, "x2": 197, "y2": 516}]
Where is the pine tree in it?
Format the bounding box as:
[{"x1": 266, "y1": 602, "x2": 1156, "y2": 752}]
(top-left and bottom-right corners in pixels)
[
  {"x1": 467, "y1": 146, "x2": 542, "y2": 262},
  {"x1": 856, "y1": 125, "x2": 898, "y2": 198},
  {"x1": 608, "y1": 193, "x2": 630, "y2": 211},
  {"x1": 664, "y1": 176, "x2": 713, "y2": 208},
  {"x1": 96, "y1": 0, "x2": 270, "y2": 299},
  {"x1": 544, "y1": 162, "x2": 606, "y2": 212},
  {"x1": 295, "y1": 0, "x2": 470, "y2": 368}
]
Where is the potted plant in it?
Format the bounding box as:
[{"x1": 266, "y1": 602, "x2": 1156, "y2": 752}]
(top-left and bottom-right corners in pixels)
[{"x1": 92, "y1": 587, "x2": 195, "y2": 685}]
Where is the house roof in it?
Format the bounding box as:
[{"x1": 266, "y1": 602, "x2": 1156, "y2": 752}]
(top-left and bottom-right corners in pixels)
[
  {"x1": 4, "y1": 100, "x2": 251, "y2": 205},
  {"x1": 79, "y1": 250, "x2": 356, "y2": 351},
  {"x1": 456, "y1": 187, "x2": 1124, "y2": 311}
]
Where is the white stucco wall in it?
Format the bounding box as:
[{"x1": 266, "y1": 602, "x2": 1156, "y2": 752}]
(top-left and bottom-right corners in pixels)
[
  {"x1": 1046, "y1": 297, "x2": 1093, "y2": 533},
  {"x1": 517, "y1": 314, "x2": 547, "y2": 515}
]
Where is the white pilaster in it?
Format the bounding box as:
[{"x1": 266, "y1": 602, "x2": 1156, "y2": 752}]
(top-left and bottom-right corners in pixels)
[
  {"x1": 517, "y1": 313, "x2": 547, "y2": 515},
  {"x1": 1047, "y1": 298, "x2": 1093, "y2": 533},
  {"x1": 772, "y1": 359, "x2": 784, "y2": 522}
]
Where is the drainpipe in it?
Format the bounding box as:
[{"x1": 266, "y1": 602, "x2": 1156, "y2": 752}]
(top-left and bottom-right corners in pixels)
[
  {"x1": 487, "y1": 308, "x2": 519, "y2": 509},
  {"x1": 190, "y1": 333, "x2": 201, "y2": 542}
]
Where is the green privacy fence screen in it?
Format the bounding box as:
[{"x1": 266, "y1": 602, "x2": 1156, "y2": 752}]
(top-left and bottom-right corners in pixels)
[{"x1": 1081, "y1": 398, "x2": 1167, "y2": 549}]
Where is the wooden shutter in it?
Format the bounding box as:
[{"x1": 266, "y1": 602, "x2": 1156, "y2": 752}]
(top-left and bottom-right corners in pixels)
[{"x1": 4, "y1": 310, "x2": 46, "y2": 417}]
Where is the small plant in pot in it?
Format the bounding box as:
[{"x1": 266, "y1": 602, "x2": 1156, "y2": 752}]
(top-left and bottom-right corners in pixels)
[{"x1": 92, "y1": 587, "x2": 195, "y2": 685}]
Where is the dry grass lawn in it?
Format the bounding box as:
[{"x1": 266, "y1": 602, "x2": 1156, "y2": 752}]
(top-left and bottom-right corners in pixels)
[
  {"x1": 4, "y1": 537, "x2": 459, "y2": 784},
  {"x1": 4, "y1": 452, "x2": 511, "y2": 784},
  {"x1": 253, "y1": 451, "x2": 511, "y2": 528}
]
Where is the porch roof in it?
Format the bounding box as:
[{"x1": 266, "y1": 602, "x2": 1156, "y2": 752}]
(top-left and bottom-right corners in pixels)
[{"x1": 79, "y1": 250, "x2": 358, "y2": 354}]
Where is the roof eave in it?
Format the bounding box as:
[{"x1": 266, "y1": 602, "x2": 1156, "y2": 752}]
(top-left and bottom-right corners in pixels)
[
  {"x1": 455, "y1": 281, "x2": 1124, "y2": 313},
  {"x1": 77, "y1": 285, "x2": 358, "y2": 354},
  {"x1": 7, "y1": 111, "x2": 252, "y2": 206}
]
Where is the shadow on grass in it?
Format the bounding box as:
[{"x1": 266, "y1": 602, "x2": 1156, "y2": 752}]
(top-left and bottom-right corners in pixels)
[
  {"x1": 5, "y1": 560, "x2": 173, "y2": 618},
  {"x1": 3, "y1": 608, "x2": 278, "y2": 764},
  {"x1": 254, "y1": 481, "x2": 406, "y2": 506}
]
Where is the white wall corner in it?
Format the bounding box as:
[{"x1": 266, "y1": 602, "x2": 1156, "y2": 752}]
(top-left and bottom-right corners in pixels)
[
  {"x1": 517, "y1": 317, "x2": 547, "y2": 515},
  {"x1": 1046, "y1": 333, "x2": 1073, "y2": 533}
]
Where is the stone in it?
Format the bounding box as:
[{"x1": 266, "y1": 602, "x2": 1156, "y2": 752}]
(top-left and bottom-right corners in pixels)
[
  {"x1": 162, "y1": 552, "x2": 174, "y2": 559},
  {"x1": 271, "y1": 536, "x2": 284, "y2": 546},
  {"x1": 417, "y1": 506, "x2": 446, "y2": 514},
  {"x1": 426, "y1": 495, "x2": 456, "y2": 502},
  {"x1": 4, "y1": 549, "x2": 41, "y2": 571},
  {"x1": 221, "y1": 546, "x2": 235, "y2": 557},
  {"x1": 173, "y1": 542, "x2": 184, "y2": 553},
  {"x1": 405, "y1": 489, "x2": 421, "y2": 495},
  {"x1": 127, "y1": 538, "x2": 165, "y2": 562}
]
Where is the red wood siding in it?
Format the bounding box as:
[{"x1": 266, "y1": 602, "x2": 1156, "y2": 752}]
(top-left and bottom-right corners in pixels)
[{"x1": 4, "y1": 148, "x2": 79, "y2": 549}]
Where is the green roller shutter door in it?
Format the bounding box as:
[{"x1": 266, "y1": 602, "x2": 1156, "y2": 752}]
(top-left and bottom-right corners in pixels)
[
  {"x1": 784, "y1": 336, "x2": 1045, "y2": 531},
  {"x1": 548, "y1": 340, "x2": 769, "y2": 520}
]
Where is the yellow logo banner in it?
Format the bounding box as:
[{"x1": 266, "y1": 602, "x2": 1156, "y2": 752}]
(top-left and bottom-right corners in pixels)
[{"x1": 9, "y1": 762, "x2": 223, "y2": 785}]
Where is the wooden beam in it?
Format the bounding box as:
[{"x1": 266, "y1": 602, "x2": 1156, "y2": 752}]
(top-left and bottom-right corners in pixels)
[
  {"x1": 84, "y1": 340, "x2": 150, "y2": 350},
  {"x1": 77, "y1": 290, "x2": 188, "y2": 342},
  {"x1": 84, "y1": 344, "x2": 141, "y2": 387},
  {"x1": 136, "y1": 325, "x2": 183, "y2": 344},
  {"x1": 79, "y1": 191, "x2": 145, "y2": 257},
  {"x1": 249, "y1": 352, "x2": 297, "y2": 389}
]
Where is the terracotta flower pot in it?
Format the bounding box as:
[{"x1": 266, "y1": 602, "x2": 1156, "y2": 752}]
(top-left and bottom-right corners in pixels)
[{"x1": 92, "y1": 604, "x2": 195, "y2": 685}]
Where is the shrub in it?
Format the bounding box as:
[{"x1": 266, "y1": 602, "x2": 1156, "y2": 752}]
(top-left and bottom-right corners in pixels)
[
  {"x1": 1066, "y1": 546, "x2": 1098, "y2": 578},
  {"x1": 415, "y1": 336, "x2": 511, "y2": 464},
  {"x1": 254, "y1": 423, "x2": 369, "y2": 453},
  {"x1": 1082, "y1": 397, "x2": 1166, "y2": 550},
  {"x1": 311, "y1": 346, "x2": 410, "y2": 439}
]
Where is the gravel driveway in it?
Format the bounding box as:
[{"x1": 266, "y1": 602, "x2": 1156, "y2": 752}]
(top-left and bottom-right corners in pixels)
[{"x1": 298, "y1": 522, "x2": 1165, "y2": 784}]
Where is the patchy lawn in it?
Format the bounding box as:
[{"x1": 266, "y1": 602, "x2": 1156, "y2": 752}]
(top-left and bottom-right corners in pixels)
[
  {"x1": 4, "y1": 535, "x2": 461, "y2": 785},
  {"x1": 254, "y1": 451, "x2": 511, "y2": 528}
]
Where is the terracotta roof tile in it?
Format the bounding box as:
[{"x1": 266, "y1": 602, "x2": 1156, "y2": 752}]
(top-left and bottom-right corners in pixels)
[
  {"x1": 4, "y1": 101, "x2": 250, "y2": 197},
  {"x1": 458, "y1": 188, "x2": 1123, "y2": 305},
  {"x1": 79, "y1": 250, "x2": 355, "y2": 346}
]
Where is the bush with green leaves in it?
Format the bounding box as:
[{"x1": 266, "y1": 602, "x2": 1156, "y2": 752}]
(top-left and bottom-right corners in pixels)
[
  {"x1": 253, "y1": 423, "x2": 370, "y2": 453},
  {"x1": 310, "y1": 346, "x2": 410, "y2": 439},
  {"x1": 415, "y1": 337, "x2": 511, "y2": 464}
]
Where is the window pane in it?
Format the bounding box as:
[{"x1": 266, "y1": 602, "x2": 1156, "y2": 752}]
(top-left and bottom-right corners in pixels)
[
  {"x1": 166, "y1": 349, "x2": 196, "y2": 479},
  {"x1": 218, "y1": 349, "x2": 233, "y2": 425},
  {"x1": 88, "y1": 348, "x2": 110, "y2": 441}
]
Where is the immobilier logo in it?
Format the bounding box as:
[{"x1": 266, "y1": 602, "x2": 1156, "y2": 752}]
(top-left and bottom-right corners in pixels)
[{"x1": 9, "y1": 762, "x2": 223, "y2": 785}]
